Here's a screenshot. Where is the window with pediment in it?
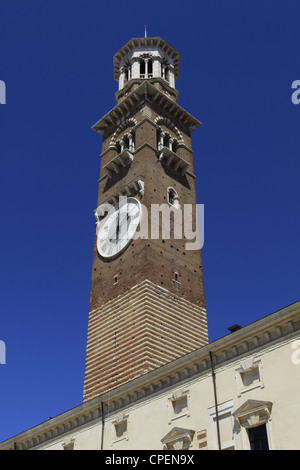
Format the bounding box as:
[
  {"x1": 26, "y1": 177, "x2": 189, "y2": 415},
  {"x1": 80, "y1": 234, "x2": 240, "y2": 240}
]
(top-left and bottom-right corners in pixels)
[
  {"x1": 233, "y1": 399, "x2": 273, "y2": 450},
  {"x1": 161, "y1": 427, "x2": 195, "y2": 450}
]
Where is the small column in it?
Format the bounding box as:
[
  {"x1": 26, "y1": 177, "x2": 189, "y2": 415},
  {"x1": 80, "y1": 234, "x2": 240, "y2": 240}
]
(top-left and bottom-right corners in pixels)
[
  {"x1": 119, "y1": 67, "x2": 126, "y2": 90},
  {"x1": 168, "y1": 66, "x2": 175, "y2": 88},
  {"x1": 128, "y1": 134, "x2": 135, "y2": 153},
  {"x1": 137, "y1": 179, "x2": 144, "y2": 196},
  {"x1": 158, "y1": 131, "x2": 165, "y2": 151}
]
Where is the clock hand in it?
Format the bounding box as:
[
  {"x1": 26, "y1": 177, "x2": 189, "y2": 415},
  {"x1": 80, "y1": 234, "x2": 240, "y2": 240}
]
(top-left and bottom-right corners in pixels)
[
  {"x1": 119, "y1": 212, "x2": 130, "y2": 227},
  {"x1": 107, "y1": 212, "x2": 119, "y2": 242},
  {"x1": 118, "y1": 212, "x2": 131, "y2": 241},
  {"x1": 116, "y1": 211, "x2": 120, "y2": 242}
]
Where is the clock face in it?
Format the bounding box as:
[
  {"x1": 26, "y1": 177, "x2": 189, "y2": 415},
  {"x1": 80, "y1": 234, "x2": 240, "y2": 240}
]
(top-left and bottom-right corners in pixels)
[{"x1": 97, "y1": 198, "x2": 141, "y2": 259}]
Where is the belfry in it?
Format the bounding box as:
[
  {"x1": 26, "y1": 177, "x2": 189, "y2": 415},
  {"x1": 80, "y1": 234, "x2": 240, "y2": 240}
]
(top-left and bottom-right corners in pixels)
[{"x1": 83, "y1": 37, "x2": 208, "y2": 402}]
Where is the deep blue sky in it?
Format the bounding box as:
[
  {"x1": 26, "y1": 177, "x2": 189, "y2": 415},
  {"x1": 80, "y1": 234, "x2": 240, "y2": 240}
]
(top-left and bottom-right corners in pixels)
[{"x1": 1, "y1": 0, "x2": 299, "y2": 442}]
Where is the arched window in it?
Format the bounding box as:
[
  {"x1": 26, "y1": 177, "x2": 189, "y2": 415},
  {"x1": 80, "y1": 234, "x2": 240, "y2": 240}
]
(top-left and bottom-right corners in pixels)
[
  {"x1": 168, "y1": 187, "x2": 180, "y2": 208},
  {"x1": 164, "y1": 133, "x2": 172, "y2": 150},
  {"x1": 139, "y1": 55, "x2": 153, "y2": 79},
  {"x1": 165, "y1": 66, "x2": 170, "y2": 83},
  {"x1": 157, "y1": 129, "x2": 178, "y2": 153},
  {"x1": 116, "y1": 131, "x2": 135, "y2": 154},
  {"x1": 148, "y1": 59, "x2": 153, "y2": 77},
  {"x1": 125, "y1": 67, "x2": 130, "y2": 83},
  {"x1": 140, "y1": 59, "x2": 146, "y2": 78},
  {"x1": 123, "y1": 61, "x2": 131, "y2": 84}
]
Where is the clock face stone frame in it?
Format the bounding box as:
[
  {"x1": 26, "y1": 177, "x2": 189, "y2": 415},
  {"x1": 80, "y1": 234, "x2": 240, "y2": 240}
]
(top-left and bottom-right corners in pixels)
[{"x1": 97, "y1": 197, "x2": 141, "y2": 259}]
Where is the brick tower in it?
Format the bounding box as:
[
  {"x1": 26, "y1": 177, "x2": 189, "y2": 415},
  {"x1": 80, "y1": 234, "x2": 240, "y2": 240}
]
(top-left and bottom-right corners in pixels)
[{"x1": 83, "y1": 37, "x2": 208, "y2": 402}]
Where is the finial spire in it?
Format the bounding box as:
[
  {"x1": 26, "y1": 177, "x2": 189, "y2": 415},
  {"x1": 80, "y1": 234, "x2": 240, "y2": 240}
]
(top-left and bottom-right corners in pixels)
[{"x1": 145, "y1": 25, "x2": 147, "y2": 38}]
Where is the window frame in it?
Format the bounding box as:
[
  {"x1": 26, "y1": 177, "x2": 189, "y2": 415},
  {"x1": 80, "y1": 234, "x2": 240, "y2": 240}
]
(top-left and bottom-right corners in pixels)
[
  {"x1": 167, "y1": 389, "x2": 190, "y2": 424},
  {"x1": 208, "y1": 400, "x2": 236, "y2": 450},
  {"x1": 235, "y1": 358, "x2": 264, "y2": 397},
  {"x1": 248, "y1": 423, "x2": 269, "y2": 450}
]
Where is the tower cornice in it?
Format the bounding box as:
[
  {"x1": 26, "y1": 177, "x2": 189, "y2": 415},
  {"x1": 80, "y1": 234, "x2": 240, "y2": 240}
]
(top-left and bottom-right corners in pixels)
[
  {"x1": 115, "y1": 76, "x2": 179, "y2": 103},
  {"x1": 91, "y1": 81, "x2": 201, "y2": 136}
]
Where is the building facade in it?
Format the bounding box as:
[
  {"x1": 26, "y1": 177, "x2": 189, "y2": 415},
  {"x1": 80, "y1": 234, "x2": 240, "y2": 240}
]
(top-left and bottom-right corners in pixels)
[
  {"x1": 1, "y1": 36, "x2": 300, "y2": 451},
  {"x1": 1, "y1": 299, "x2": 300, "y2": 450}
]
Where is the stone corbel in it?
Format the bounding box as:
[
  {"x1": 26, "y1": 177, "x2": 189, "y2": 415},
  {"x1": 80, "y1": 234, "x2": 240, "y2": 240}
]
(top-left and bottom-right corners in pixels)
[
  {"x1": 112, "y1": 412, "x2": 129, "y2": 425},
  {"x1": 137, "y1": 179, "x2": 144, "y2": 196}
]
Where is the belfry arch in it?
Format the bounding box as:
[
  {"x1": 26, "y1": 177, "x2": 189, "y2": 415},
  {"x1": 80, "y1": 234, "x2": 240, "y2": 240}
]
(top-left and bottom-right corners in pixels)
[
  {"x1": 110, "y1": 118, "x2": 137, "y2": 148},
  {"x1": 154, "y1": 116, "x2": 184, "y2": 148}
]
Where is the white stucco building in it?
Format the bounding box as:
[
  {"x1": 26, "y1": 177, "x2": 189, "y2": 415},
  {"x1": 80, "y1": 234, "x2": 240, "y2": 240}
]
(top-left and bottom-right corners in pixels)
[{"x1": 1, "y1": 299, "x2": 299, "y2": 450}]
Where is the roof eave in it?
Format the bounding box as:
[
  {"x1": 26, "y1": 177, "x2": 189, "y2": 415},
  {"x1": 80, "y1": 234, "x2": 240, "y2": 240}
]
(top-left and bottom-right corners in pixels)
[{"x1": 91, "y1": 81, "x2": 201, "y2": 136}]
